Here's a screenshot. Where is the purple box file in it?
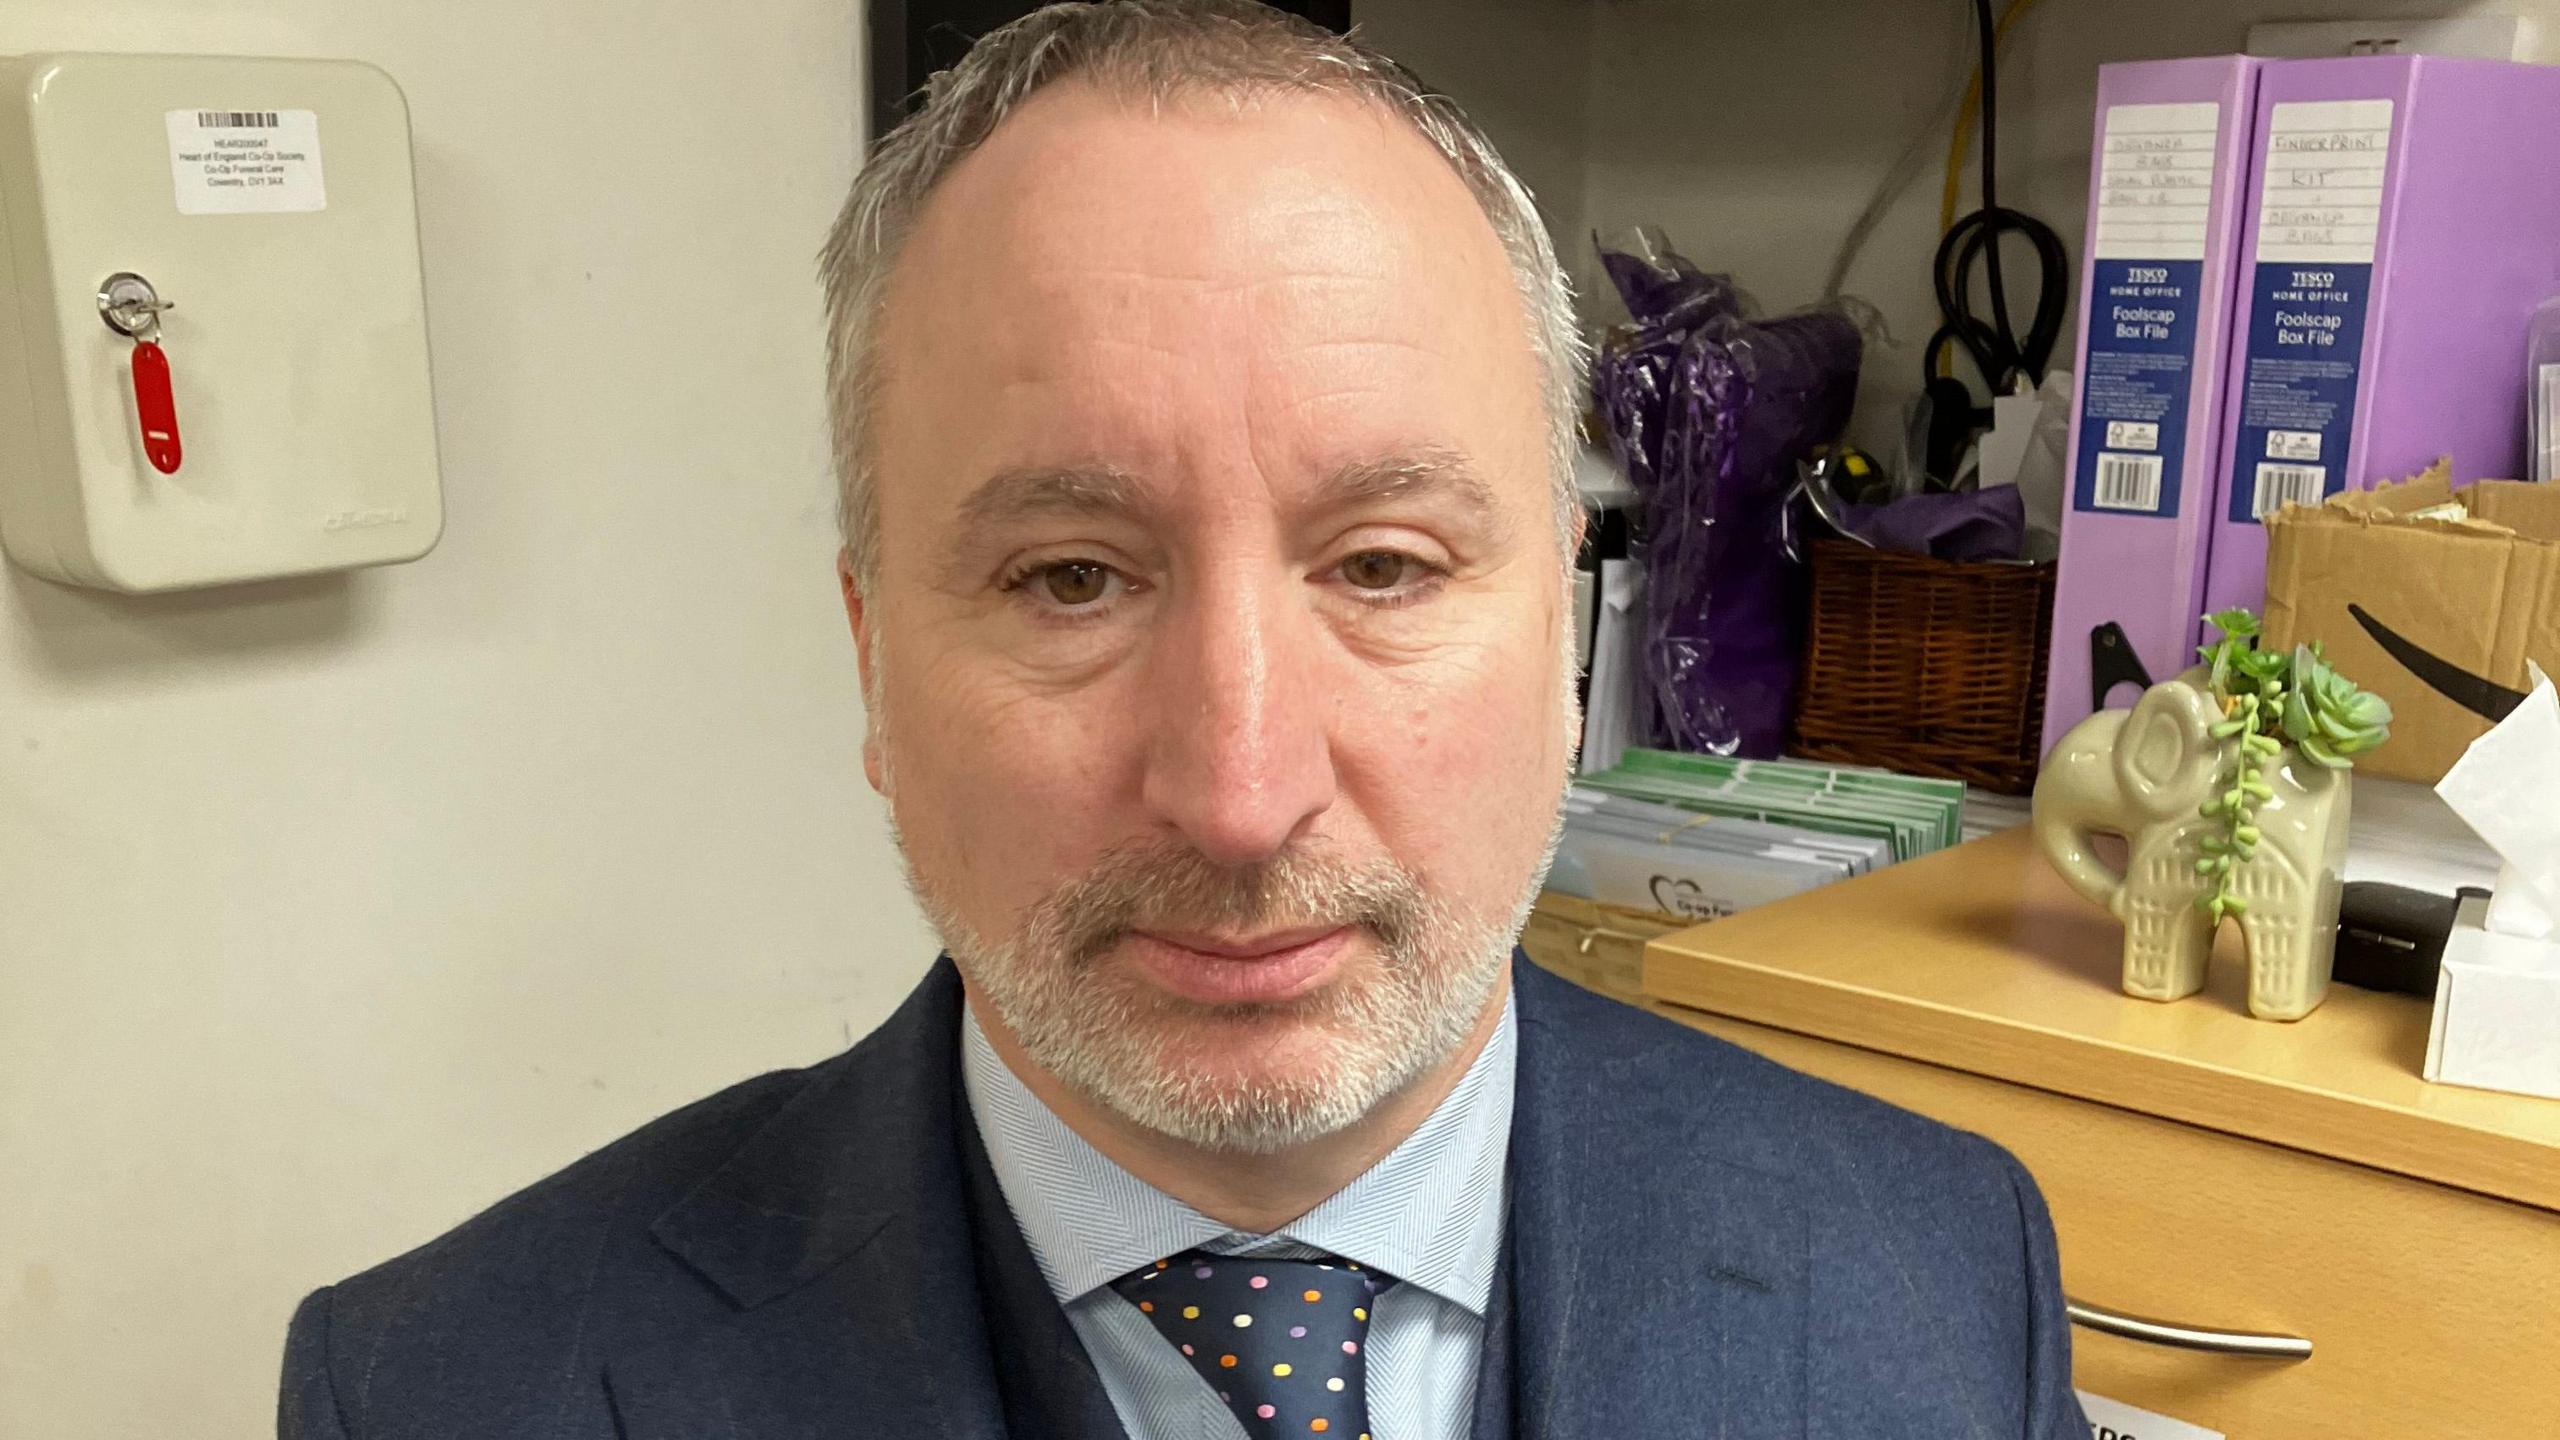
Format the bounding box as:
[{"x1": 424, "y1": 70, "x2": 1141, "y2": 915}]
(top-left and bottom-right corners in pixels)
[
  {"x1": 2042, "y1": 57, "x2": 2262, "y2": 756},
  {"x1": 2202, "y1": 55, "x2": 2560, "y2": 619}
]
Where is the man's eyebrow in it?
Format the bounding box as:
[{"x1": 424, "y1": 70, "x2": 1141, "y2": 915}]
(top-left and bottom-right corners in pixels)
[
  {"x1": 1311, "y1": 448, "x2": 1503, "y2": 518},
  {"x1": 942, "y1": 449, "x2": 1510, "y2": 578},
  {"x1": 954, "y1": 464, "x2": 1150, "y2": 531}
]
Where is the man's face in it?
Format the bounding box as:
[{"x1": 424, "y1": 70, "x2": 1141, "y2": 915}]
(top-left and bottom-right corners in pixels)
[{"x1": 853, "y1": 82, "x2": 1572, "y2": 1151}]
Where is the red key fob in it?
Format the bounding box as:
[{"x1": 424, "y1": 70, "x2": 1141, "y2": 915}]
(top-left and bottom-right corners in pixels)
[{"x1": 131, "y1": 338, "x2": 182, "y2": 475}]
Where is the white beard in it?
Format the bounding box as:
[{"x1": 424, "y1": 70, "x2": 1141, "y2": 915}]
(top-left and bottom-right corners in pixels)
[{"x1": 878, "y1": 580, "x2": 1580, "y2": 1152}]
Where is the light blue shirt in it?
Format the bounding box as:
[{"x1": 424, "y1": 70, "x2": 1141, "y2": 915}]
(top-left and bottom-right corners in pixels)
[{"x1": 960, "y1": 992, "x2": 1516, "y2": 1440}]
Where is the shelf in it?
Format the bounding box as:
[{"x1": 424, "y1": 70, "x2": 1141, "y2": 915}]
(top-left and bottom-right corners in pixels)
[{"x1": 1642, "y1": 827, "x2": 2560, "y2": 1214}]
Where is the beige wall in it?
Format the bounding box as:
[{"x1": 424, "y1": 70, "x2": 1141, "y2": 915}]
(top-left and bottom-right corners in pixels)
[
  {"x1": 1352, "y1": 0, "x2": 1600, "y2": 325},
  {"x1": 0, "y1": 2, "x2": 938, "y2": 1436}
]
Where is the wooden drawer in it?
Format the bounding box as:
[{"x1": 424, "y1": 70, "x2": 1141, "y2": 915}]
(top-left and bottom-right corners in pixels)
[{"x1": 1673, "y1": 1010, "x2": 2560, "y2": 1436}]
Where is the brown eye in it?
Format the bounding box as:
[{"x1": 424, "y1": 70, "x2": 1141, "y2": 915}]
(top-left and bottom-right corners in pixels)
[
  {"x1": 1340, "y1": 551, "x2": 1411, "y2": 591},
  {"x1": 1040, "y1": 561, "x2": 1112, "y2": 606}
]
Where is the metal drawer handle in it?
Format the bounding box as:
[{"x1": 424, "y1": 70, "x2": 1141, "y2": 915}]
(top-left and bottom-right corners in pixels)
[
  {"x1": 2066, "y1": 1298, "x2": 2312, "y2": 1360},
  {"x1": 1575, "y1": 926, "x2": 1654, "y2": 956}
]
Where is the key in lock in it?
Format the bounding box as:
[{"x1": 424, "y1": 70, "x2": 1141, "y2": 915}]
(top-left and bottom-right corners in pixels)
[{"x1": 97, "y1": 271, "x2": 183, "y2": 475}]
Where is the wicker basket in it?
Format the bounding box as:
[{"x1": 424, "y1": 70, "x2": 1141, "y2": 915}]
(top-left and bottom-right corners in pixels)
[{"x1": 1788, "y1": 539, "x2": 2057, "y2": 795}]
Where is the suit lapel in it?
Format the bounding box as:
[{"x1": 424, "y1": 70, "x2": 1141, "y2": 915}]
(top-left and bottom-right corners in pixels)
[
  {"x1": 1507, "y1": 960, "x2": 1810, "y2": 1439},
  {"x1": 606, "y1": 953, "x2": 1814, "y2": 1438},
  {"x1": 606, "y1": 959, "x2": 1011, "y2": 1440}
]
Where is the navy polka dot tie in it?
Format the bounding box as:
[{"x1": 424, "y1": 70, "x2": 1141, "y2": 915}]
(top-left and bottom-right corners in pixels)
[{"x1": 1110, "y1": 1249, "x2": 1388, "y2": 1439}]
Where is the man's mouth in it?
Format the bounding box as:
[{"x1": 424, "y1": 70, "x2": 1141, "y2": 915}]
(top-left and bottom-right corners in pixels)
[
  {"x1": 1133, "y1": 924, "x2": 1344, "y2": 959},
  {"x1": 1119, "y1": 925, "x2": 1356, "y2": 1006}
]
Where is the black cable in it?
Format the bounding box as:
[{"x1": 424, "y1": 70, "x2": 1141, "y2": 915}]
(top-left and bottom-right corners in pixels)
[
  {"x1": 1923, "y1": 0, "x2": 2068, "y2": 398},
  {"x1": 1976, "y1": 0, "x2": 2017, "y2": 353},
  {"x1": 1926, "y1": 208, "x2": 2069, "y2": 390}
]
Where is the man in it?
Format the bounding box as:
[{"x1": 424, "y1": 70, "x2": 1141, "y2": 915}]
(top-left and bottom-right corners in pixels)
[{"x1": 281, "y1": 3, "x2": 2085, "y2": 1436}]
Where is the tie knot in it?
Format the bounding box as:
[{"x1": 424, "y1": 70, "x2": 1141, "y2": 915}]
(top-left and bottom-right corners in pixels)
[{"x1": 1110, "y1": 1250, "x2": 1389, "y2": 1438}]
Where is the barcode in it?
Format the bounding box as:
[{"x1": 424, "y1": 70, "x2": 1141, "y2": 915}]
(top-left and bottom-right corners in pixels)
[
  {"x1": 196, "y1": 110, "x2": 279, "y2": 128},
  {"x1": 2253, "y1": 462, "x2": 2328, "y2": 516},
  {"x1": 2094, "y1": 453, "x2": 2165, "y2": 512}
]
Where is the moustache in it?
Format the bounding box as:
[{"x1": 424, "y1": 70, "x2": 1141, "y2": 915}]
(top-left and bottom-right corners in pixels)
[{"x1": 1024, "y1": 841, "x2": 1438, "y2": 970}]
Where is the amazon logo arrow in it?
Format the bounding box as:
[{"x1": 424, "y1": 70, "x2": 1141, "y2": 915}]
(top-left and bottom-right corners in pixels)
[{"x1": 2349, "y1": 603, "x2": 2530, "y2": 723}]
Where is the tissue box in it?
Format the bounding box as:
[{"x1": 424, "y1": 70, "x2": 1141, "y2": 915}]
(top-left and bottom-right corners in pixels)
[
  {"x1": 2424, "y1": 894, "x2": 2560, "y2": 1101},
  {"x1": 2264, "y1": 463, "x2": 2560, "y2": 783}
]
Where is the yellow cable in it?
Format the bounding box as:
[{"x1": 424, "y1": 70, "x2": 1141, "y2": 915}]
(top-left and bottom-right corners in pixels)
[{"x1": 1936, "y1": 0, "x2": 2043, "y2": 376}]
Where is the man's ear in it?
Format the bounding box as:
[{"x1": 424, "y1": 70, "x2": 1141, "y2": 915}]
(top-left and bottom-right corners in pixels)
[{"x1": 838, "y1": 550, "x2": 890, "y2": 796}]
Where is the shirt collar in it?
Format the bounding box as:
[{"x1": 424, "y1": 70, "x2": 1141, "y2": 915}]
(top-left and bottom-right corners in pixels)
[{"x1": 960, "y1": 985, "x2": 1516, "y2": 1318}]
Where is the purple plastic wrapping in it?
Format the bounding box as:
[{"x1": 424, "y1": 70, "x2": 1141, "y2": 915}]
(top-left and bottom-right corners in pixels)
[
  {"x1": 1838, "y1": 485, "x2": 2027, "y2": 562},
  {"x1": 1591, "y1": 229, "x2": 1865, "y2": 756}
]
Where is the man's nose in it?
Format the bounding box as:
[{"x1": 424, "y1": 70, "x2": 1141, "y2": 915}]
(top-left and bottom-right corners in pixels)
[{"x1": 1138, "y1": 578, "x2": 1338, "y2": 866}]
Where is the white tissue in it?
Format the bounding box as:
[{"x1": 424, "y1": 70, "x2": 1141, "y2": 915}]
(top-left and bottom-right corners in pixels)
[{"x1": 2436, "y1": 661, "x2": 2560, "y2": 940}]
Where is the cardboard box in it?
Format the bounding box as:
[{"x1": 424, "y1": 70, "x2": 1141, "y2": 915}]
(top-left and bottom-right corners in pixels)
[{"x1": 2263, "y1": 462, "x2": 2560, "y2": 783}]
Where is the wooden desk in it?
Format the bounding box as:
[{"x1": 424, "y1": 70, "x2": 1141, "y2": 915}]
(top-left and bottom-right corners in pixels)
[{"x1": 1527, "y1": 828, "x2": 2560, "y2": 1437}]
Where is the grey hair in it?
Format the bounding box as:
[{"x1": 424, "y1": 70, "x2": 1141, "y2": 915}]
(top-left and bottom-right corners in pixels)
[{"x1": 819, "y1": 0, "x2": 1590, "y2": 591}]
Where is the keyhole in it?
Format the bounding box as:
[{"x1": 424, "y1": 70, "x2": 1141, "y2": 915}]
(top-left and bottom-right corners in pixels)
[{"x1": 97, "y1": 272, "x2": 174, "y2": 341}]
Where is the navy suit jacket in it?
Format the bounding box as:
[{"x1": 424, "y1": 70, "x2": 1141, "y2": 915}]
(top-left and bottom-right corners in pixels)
[{"x1": 280, "y1": 957, "x2": 2088, "y2": 1438}]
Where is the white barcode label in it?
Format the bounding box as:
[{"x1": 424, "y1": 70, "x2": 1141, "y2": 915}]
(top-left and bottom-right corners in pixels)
[
  {"x1": 2253, "y1": 462, "x2": 2328, "y2": 516},
  {"x1": 2268, "y1": 429, "x2": 2323, "y2": 462},
  {"x1": 2094, "y1": 453, "x2": 2165, "y2": 512},
  {"x1": 2077, "y1": 1391, "x2": 2223, "y2": 1440},
  {"x1": 2104, "y1": 420, "x2": 2160, "y2": 452},
  {"x1": 165, "y1": 108, "x2": 325, "y2": 215}
]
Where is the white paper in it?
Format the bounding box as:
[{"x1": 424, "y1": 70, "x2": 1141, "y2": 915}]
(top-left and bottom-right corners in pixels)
[
  {"x1": 2434, "y1": 664, "x2": 2560, "y2": 939},
  {"x1": 2076, "y1": 1390, "x2": 2223, "y2": 1440},
  {"x1": 2093, "y1": 102, "x2": 2221, "y2": 262},
  {"x1": 2343, "y1": 775, "x2": 2501, "y2": 894},
  {"x1": 2486, "y1": 861, "x2": 2559, "y2": 938},
  {"x1": 1572, "y1": 569, "x2": 1596, "y2": 673},
  {"x1": 2256, "y1": 99, "x2": 2393, "y2": 265},
  {"x1": 2536, "y1": 361, "x2": 2558, "y2": 485},
  {"x1": 1559, "y1": 827, "x2": 1833, "y2": 921},
  {"x1": 1979, "y1": 386, "x2": 2044, "y2": 492},
  {"x1": 1576, "y1": 559, "x2": 1644, "y2": 776},
  {"x1": 166, "y1": 108, "x2": 326, "y2": 215}
]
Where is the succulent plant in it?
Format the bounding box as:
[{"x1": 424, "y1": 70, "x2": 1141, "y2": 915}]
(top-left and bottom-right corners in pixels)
[
  {"x1": 2281, "y1": 642, "x2": 2395, "y2": 768},
  {"x1": 2189, "y1": 612, "x2": 2391, "y2": 921}
]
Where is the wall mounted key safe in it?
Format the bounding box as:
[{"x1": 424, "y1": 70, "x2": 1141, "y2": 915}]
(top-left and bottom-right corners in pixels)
[{"x1": 0, "y1": 53, "x2": 442, "y2": 592}]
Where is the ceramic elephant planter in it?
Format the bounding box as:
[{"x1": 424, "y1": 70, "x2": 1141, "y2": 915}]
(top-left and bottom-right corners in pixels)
[{"x1": 2033, "y1": 668, "x2": 2352, "y2": 1021}]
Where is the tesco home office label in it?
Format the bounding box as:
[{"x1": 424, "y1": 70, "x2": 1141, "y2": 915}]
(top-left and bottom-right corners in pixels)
[
  {"x1": 165, "y1": 108, "x2": 327, "y2": 214},
  {"x1": 2072, "y1": 258, "x2": 2202, "y2": 520},
  {"x1": 2227, "y1": 260, "x2": 2371, "y2": 524},
  {"x1": 2226, "y1": 97, "x2": 2392, "y2": 525}
]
